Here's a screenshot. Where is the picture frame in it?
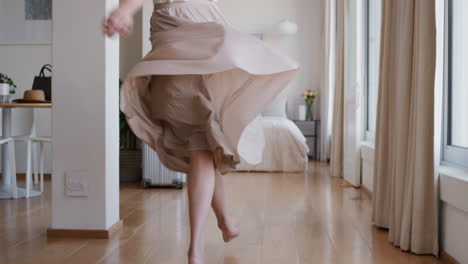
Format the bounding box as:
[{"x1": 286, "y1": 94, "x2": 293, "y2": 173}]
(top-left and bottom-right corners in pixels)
[{"x1": 0, "y1": 0, "x2": 52, "y2": 44}]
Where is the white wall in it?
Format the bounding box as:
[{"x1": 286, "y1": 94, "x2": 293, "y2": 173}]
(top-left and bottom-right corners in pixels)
[
  {"x1": 0, "y1": 45, "x2": 52, "y2": 173},
  {"x1": 120, "y1": 10, "x2": 143, "y2": 79},
  {"x1": 360, "y1": 143, "x2": 374, "y2": 192},
  {"x1": 441, "y1": 202, "x2": 468, "y2": 263},
  {"x1": 439, "y1": 168, "x2": 468, "y2": 263},
  {"x1": 219, "y1": 0, "x2": 323, "y2": 120}
]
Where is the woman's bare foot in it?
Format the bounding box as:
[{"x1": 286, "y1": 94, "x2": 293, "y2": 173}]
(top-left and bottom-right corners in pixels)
[
  {"x1": 222, "y1": 227, "x2": 240, "y2": 243},
  {"x1": 218, "y1": 220, "x2": 240, "y2": 243},
  {"x1": 188, "y1": 248, "x2": 203, "y2": 264},
  {"x1": 188, "y1": 256, "x2": 203, "y2": 264}
]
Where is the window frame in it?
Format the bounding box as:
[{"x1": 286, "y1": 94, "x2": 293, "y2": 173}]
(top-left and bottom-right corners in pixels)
[
  {"x1": 443, "y1": 0, "x2": 468, "y2": 168},
  {"x1": 364, "y1": 0, "x2": 377, "y2": 142}
]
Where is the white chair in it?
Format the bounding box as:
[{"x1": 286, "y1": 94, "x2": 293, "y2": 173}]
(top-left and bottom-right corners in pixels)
[
  {"x1": 0, "y1": 137, "x2": 17, "y2": 198},
  {"x1": 13, "y1": 108, "x2": 51, "y2": 198}
]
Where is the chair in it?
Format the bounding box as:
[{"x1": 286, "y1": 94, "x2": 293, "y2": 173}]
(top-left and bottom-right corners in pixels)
[
  {"x1": 0, "y1": 137, "x2": 17, "y2": 198},
  {"x1": 13, "y1": 108, "x2": 51, "y2": 197}
]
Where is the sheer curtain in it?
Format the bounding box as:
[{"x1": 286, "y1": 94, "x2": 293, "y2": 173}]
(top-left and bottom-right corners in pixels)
[
  {"x1": 319, "y1": 0, "x2": 336, "y2": 162},
  {"x1": 329, "y1": 0, "x2": 345, "y2": 176},
  {"x1": 371, "y1": 0, "x2": 439, "y2": 255}
]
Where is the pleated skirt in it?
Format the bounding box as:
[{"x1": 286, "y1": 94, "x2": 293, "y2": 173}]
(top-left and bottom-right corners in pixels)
[{"x1": 120, "y1": 0, "x2": 299, "y2": 174}]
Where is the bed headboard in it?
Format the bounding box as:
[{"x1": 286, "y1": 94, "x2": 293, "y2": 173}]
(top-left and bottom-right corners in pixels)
[{"x1": 262, "y1": 95, "x2": 288, "y2": 119}]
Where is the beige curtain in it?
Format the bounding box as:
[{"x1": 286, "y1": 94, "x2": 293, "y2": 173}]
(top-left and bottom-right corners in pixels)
[
  {"x1": 330, "y1": 0, "x2": 345, "y2": 177},
  {"x1": 372, "y1": 0, "x2": 438, "y2": 255},
  {"x1": 319, "y1": 0, "x2": 336, "y2": 162}
]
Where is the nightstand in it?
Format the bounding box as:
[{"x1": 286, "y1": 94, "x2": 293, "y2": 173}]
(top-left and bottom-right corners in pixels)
[{"x1": 293, "y1": 120, "x2": 320, "y2": 160}]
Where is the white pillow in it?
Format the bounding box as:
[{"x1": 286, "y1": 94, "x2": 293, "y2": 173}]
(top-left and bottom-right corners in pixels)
[{"x1": 262, "y1": 96, "x2": 288, "y2": 118}]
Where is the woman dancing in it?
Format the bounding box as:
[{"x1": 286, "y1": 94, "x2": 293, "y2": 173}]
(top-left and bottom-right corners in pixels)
[{"x1": 104, "y1": 0, "x2": 298, "y2": 263}]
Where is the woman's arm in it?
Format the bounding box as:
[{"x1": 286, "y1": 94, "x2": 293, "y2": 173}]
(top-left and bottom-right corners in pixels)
[{"x1": 104, "y1": 0, "x2": 148, "y2": 38}]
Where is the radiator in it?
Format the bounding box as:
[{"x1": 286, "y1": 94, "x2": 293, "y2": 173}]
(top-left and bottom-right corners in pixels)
[{"x1": 142, "y1": 143, "x2": 185, "y2": 189}]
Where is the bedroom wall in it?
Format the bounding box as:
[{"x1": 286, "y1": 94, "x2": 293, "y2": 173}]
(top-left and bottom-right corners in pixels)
[
  {"x1": 218, "y1": 0, "x2": 323, "y2": 120},
  {"x1": 361, "y1": 143, "x2": 374, "y2": 192},
  {"x1": 120, "y1": 10, "x2": 143, "y2": 79}
]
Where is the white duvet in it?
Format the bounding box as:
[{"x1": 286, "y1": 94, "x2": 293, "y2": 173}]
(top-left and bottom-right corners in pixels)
[{"x1": 235, "y1": 116, "x2": 309, "y2": 172}]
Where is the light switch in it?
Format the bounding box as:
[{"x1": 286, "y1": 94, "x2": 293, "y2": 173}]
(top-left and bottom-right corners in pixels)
[{"x1": 65, "y1": 169, "x2": 89, "y2": 197}]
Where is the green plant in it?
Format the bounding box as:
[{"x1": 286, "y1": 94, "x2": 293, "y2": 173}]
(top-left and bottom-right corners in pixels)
[{"x1": 0, "y1": 73, "x2": 17, "y2": 94}]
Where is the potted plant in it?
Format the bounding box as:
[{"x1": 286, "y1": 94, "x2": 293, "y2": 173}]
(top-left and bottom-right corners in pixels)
[
  {"x1": 0, "y1": 73, "x2": 17, "y2": 103},
  {"x1": 301, "y1": 89, "x2": 318, "y2": 121},
  {"x1": 119, "y1": 79, "x2": 142, "y2": 183}
]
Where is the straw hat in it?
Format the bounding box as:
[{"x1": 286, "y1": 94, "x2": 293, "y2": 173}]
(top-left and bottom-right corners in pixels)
[{"x1": 12, "y1": 90, "x2": 51, "y2": 103}]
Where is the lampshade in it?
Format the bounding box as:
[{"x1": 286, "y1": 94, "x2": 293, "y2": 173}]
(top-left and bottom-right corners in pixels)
[
  {"x1": 274, "y1": 19, "x2": 298, "y2": 35},
  {"x1": 257, "y1": 19, "x2": 298, "y2": 39}
]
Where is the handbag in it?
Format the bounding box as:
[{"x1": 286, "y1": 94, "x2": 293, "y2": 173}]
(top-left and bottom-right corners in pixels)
[{"x1": 32, "y1": 64, "x2": 52, "y2": 101}]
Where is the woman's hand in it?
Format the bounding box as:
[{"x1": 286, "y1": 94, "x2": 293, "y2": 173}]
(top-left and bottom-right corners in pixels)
[{"x1": 103, "y1": 7, "x2": 134, "y2": 38}]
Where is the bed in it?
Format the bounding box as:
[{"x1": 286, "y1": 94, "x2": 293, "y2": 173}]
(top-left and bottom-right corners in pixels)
[{"x1": 234, "y1": 96, "x2": 309, "y2": 172}]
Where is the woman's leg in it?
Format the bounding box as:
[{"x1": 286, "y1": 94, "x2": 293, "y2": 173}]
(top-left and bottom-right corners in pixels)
[
  {"x1": 211, "y1": 169, "x2": 240, "y2": 242},
  {"x1": 187, "y1": 150, "x2": 216, "y2": 264}
]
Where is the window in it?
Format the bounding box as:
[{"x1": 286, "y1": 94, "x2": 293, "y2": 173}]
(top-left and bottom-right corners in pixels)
[
  {"x1": 444, "y1": 0, "x2": 468, "y2": 167},
  {"x1": 365, "y1": 0, "x2": 382, "y2": 140}
]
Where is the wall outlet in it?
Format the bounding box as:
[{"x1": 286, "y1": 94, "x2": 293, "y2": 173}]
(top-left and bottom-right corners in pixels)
[{"x1": 65, "y1": 169, "x2": 89, "y2": 197}]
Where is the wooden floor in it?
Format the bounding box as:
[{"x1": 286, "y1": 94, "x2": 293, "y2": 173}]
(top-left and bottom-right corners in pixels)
[{"x1": 0, "y1": 162, "x2": 444, "y2": 264}]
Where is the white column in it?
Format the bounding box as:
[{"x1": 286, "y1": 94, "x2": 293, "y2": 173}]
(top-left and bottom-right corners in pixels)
[{"x1": 51, "y1": 0, "x2": 120, "y2": 231}]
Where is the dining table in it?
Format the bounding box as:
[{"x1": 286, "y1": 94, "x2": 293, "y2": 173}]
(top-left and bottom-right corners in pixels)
[{"x1": 0, "y1": 102, "x2": 52, "y2": 199}]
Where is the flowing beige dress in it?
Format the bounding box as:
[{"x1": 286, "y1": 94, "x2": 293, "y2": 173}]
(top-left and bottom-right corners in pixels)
[{"x1": 120, "y1": 0, "x2": 299, "y2": 175}]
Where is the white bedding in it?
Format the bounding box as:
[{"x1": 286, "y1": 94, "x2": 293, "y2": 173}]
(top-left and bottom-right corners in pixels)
[{"x1": 235, "y1": 116, "x2": 309, "y2": 172}]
